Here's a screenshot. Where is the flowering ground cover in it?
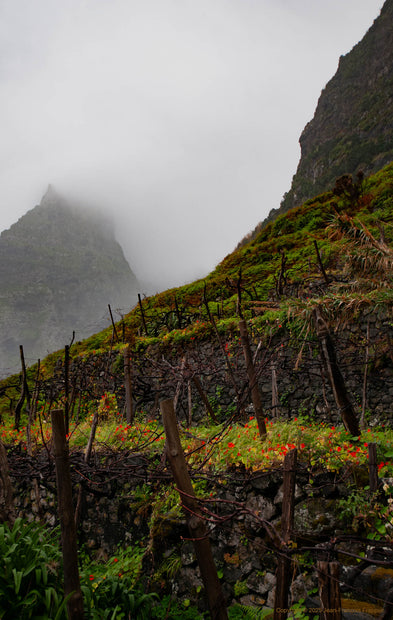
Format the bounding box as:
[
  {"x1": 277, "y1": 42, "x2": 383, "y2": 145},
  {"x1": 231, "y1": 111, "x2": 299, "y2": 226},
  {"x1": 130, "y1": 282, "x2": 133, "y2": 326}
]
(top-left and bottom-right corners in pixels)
[
  {"x1": 3, "y1": 408, "x2": 393, "y2": 479},
  {"x1": 2, "y1": 409, "x2": 393, "y2": 614}
]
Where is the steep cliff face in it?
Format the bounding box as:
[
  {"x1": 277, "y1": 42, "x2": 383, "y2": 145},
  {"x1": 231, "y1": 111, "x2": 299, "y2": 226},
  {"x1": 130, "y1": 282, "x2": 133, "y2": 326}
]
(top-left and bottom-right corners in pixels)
[
  {"x1": 0, "y1": 187, "x2": 139, "y2": 374},
  {"x1": 280, "y1": 0, "x2": 393, "y2": 213}
]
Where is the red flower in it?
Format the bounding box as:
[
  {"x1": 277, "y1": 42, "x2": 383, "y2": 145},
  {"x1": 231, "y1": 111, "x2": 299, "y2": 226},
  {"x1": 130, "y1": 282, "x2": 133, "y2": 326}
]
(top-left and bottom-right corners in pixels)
[{"x1": 228, "y1": 442, "x2": 235, "y2": 448}]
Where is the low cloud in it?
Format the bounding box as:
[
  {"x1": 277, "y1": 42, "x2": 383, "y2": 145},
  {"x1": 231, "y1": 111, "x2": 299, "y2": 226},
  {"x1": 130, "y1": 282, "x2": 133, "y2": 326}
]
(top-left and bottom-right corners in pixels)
[{"x1": 0, "y1": 0, "x2": 384, "y2": 291}]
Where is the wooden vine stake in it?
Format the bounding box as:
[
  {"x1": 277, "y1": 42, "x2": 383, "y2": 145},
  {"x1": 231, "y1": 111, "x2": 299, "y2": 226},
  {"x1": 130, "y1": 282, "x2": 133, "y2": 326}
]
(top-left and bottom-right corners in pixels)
[
  {"x1": 64, "y1": 345, "x2": 70, "y2": 436},
  {"x1": 239, "y1": 319, "x2": 267, "y2": 437},
  {"x1": 108, "y1": 303, "x2": 119, "y2": 343},
  {"x1": 191, "y1": 373, "x2": 218, "y2": 423},
  {"x1": 14, "y1": 344, "x2": 30, "y2": 431},
  {"x1": 313, "y1": 309, "x2": 360, "y2": 437},
  {"x1": 204, "y1": 284, "x2": 239, "y2": 397},
  {"x1": 360, "y1": 321, "x2": 370, "y2": 430},
  {"x1": 174, "y1": 356, "x2": 187, "y2": 413},
  {"x1": 274, "y1": 449, "x2": 297, "y2": 620},
  {"x1": 51, "y1": 409, "x2": 84, "y2": 619},
  {"x1": 138, "y1": 293, "x2": 149, "y2": 336},
  {"x1": 0, "y1": 441, "x2": 15, "y2": 524},
  {"x1": 123, "y1": 344, "x2": 134, "y2": 424},
  {"x1": 271, "y1": 362, "x2": 279, "y2": 418},
  {"x1": 317, "y1": 561, "x2": 341, "y2": 620},
  {"x1": 160, "y1": 398, "x2": 228, "y2": 620},
  {"x1": 187, "y1": 380, "x2": 192, "y2": 426},
  {"x1": 75, "y1": 410, "x2": 99, "y2": 528},
  {"x1": 313, "y1": 240, "x2": 330, "y2": 285},
  {"x1": 186, "y1": 356, "x2": 218, "y2": 423}
]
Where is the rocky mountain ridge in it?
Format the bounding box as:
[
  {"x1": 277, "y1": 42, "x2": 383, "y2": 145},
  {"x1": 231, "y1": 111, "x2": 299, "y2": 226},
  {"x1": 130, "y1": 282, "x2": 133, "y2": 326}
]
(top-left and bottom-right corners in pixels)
[
  {"x1": 240, "y1": 0, "x2": 393, "y2": 246},
  {"x1": 282, "y1": 0, "x2": 393, "y2": 210},
  {"x1": 0, "y1": 187, "x2": 139, "y2": 374}
]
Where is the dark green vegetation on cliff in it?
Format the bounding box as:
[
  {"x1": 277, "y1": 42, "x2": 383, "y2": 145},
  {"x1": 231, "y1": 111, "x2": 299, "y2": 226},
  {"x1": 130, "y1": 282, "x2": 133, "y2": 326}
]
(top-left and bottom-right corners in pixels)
[
  {"x1": 55, "y1": 161, "x2": 393, "y2": 363},
  {"x1": 282, "y1": 0, "x2": 393, "y2": 213},
  {"x1": 0, "y1": 186, "x2": 139, "y2": 374},
  {"x1": 284, "y1": 0, "x2": 393, "y2": 211},
  {"x1": 243, "y1": 0, "x2": 393, "y2": 244}
]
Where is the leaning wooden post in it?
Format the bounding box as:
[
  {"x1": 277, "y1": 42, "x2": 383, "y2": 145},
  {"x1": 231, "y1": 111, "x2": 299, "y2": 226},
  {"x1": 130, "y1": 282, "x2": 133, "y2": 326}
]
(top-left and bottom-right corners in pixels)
[
  {"x1": 64, "y1": 345, "x2": 70, "y2": 436},
  {"x1": 313, "y1": 240, "x2": 330, "y2": 285},
  {"x1": 160, "y1": 398, "x2": 228, "y2": 620},
  {"x1": 51, "y1": 409, "x2": 84, "y2": 620},
  {"x1": 20, "y1": 347, "x2": 34, "y2": 457},
  {"x1": 108, "y1": 304, "x2": 119, "y2": 343},
  {"x1": 317, "y1": 561, "x2": 342, "y2": 620},
  {"x1": 203, "y1": 284, "x2": 239, "y2": 397},
  {"x1": 191, "y1": 374, "x2": 219, "y2": 423},
  {"x1": 15, "y1": 344, "x2": 30, "y2": 431},
  {"x1": 174, "y1": 356, "x2": 187, "y2": 413},
  {"x1": 271, "y1": 362, "x2": 279, "y2": 418},
  {"x1": 239, "y1": 319, "x2": 267, "y2": 437},
  {"x1": 329, "y1": 561, "x2": 342, "y2": 620},
  {"x1": 0, "y1": 442, "x2": 15, "y2": 525},
  {"x1": 174, "y1": 295, "x2": 182, "y2": 329},
  {"x1": 138, "y1": 293, "x2": 149, "y2": 336},
  {"x1": 75, "y1": 410, "x2": 99, "y2": 528},
  {"x1": 187, "y1": 381, "x2": 193, "y2": 426},
  {"x1": 360, "y1": 322, "x2": 370, "y2": 430},
  {"x1": 123, "y1": 345, "x2": 134, "y2": 424},
  {"x1": 313, "y1": 309, "x2": 360, "y2": 437},
  {"x1": 274, "y1": 449, "x2": 297, "y2": 620}
]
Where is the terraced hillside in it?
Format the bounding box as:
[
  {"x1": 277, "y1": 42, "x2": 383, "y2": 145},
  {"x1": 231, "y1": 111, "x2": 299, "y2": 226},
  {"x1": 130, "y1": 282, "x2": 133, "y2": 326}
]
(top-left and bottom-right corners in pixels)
[
  {"x1": 1, "y1": 163, "x2": 393, "y2": 427},
  {"x1": 1, "y1": 165, "x2": 393, "y2": 617}
]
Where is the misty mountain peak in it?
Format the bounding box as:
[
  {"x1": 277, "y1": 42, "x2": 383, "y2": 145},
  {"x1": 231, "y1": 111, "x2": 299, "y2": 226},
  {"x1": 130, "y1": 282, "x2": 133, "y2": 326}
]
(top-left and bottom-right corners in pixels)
[
  {"x1": 280, "y1": 0, "x2": 393, "y2": 212},
  {"x1": 40, "y1": 184, "x2": 62, "y2": 207},
  {"x1": 0, "y1": 190, "x2": 139, "y2": 374}
]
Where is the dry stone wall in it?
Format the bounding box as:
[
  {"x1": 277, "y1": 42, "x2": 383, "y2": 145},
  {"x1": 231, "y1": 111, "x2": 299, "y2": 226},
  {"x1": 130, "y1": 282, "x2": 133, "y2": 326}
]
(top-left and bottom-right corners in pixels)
[
  {"x1": 121, "y1": 306, "x2": 393, "y2": 426},
  {"x1": 7, "y1": 449, "x2": 393, "y2": 616}
]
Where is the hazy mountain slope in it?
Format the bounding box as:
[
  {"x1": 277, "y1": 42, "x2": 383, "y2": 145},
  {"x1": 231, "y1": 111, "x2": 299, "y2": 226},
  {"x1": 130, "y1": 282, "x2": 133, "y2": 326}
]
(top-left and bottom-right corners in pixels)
[
  {"x1": 282, "y1": 0, "x2": 393, "y2": 210},
  {"x1": 0, "y1": 187, "x2": 139, "y2": 373},
  {"x1": 49, "y1": 161, "x2": 393, "y2": 365},
  {"x1": 2, "y1": 162, "x2": 393, "y2": 436},
  {"x1": 239, "y1": 0, "x2": 393, "y2": 248}
]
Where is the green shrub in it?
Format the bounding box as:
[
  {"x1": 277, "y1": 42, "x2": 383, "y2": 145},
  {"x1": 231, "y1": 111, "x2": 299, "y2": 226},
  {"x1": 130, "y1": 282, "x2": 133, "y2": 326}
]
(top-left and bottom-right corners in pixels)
[
  {"x1": 150, "y1": 594, "x2": 206, "y2": 618},
  {"x1": 0, "y1": 518, "x2": 67, "y2": 619},
  {"x1": 82, "y1": 575, "x2": 157, "y2": 620}
]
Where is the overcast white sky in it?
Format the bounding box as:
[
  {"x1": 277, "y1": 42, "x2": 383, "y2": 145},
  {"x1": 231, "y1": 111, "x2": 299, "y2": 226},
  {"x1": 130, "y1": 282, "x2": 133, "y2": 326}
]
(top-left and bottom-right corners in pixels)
[{"x1": 0, "y1": 0, "x2": 385, "y2": 292}]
